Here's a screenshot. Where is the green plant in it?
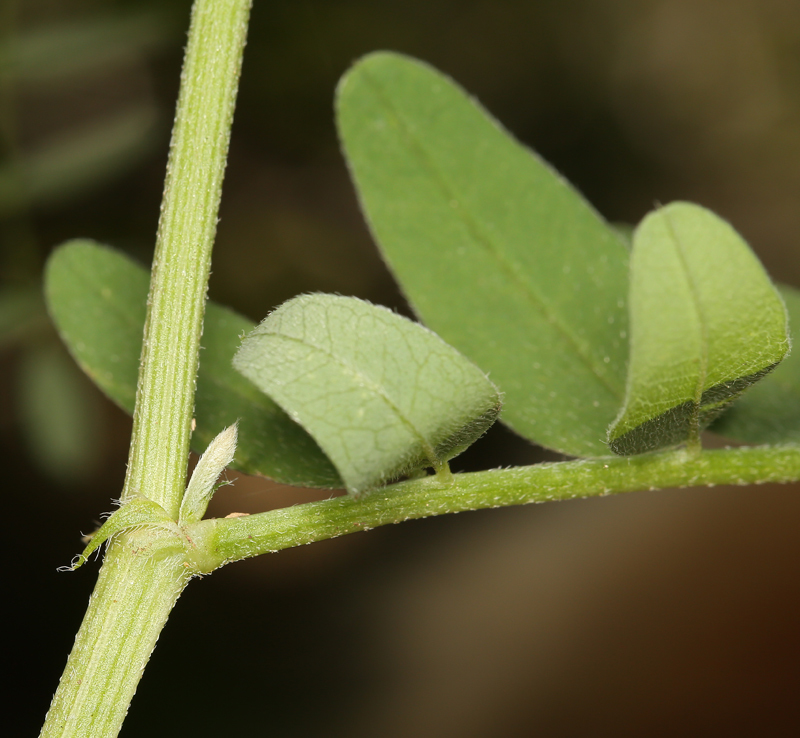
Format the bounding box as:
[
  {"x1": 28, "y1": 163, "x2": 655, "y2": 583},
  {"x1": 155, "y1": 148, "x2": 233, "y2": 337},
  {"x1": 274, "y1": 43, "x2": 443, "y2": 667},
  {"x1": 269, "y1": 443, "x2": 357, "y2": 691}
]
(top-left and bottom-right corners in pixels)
[{"x1": 37, "y1": 2, "x2": 800, "y2": 737}]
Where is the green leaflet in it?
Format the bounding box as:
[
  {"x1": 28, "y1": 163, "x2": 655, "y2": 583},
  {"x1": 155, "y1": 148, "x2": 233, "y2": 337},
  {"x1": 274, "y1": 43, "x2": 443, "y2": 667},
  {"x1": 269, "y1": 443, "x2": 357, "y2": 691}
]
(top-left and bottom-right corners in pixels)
[
  {"x1": 711, "y1": 283, "x2": 800, "y2": 444},
  {"x1": 336, "y1": 52, "x2": 629, "y2": 458},
  {"x1": 44, "y1": 240, "x2": 340, "y2": 487},
  {"x1": 608, "y1": 202, "x2": 789, "y2": 455},
  {"x1": 232, "y1": 294, "x2": 502, "y2": 496}
]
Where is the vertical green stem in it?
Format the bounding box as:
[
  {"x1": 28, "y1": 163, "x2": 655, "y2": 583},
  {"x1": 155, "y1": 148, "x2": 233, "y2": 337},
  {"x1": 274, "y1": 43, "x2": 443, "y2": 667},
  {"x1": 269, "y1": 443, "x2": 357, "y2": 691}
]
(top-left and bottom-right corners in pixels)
[
  {"x1": 39, "y1": 536, "x2": 191, "y2": 738},
  {"x1": 39, "y1": 1, "x2": 252, "y2": 736},
  {"x1": 123, "y1": 0, "x2": 252, "y2": 518}
]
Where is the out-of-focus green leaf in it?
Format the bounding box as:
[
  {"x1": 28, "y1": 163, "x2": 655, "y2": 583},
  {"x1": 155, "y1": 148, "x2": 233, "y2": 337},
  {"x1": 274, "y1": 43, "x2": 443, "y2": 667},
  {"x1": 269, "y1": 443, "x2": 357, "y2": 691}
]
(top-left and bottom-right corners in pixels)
[
  {"x1": 44, "y1": 240, "x2": 340, "y2": 488},
  {"x1": 17, "y1": 342, "x2": 103, "y2": 484},
  {"x1": 336, "y1": 52, "x2": 629, "y2": 458},
  {"x1": 711, "y1": 283, "x2": 800, "y2": 444},
  {"x1": 0, "y1": 105, "x2": 158, "y2": 218},
  {"x1": 233, "y1": 294, "x2": 501, "y2": 496},
  {"x1": 0, "y1": 12, "x2": 170, "y2": 84},
  {"x1": 0, "y1": 285, "x2": 48, "y2": 348},
  {"x1": 608, "y1": 202, "x2": 789, "y2": 455}
]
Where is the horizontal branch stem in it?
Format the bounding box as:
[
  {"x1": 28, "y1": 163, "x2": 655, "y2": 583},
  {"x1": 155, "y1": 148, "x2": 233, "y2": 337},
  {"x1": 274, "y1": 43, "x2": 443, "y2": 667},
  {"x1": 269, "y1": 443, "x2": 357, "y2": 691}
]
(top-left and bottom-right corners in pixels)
[{"x1": 194, "y1": 444, "x2": 800, "y2": 569}]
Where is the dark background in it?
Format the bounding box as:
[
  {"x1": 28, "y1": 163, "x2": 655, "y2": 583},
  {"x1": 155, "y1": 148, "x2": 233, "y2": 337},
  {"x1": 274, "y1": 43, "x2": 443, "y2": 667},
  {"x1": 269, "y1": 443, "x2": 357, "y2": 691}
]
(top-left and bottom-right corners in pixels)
[{"x1": 5, "y1": 0, "x2": 800, "y2": 735}]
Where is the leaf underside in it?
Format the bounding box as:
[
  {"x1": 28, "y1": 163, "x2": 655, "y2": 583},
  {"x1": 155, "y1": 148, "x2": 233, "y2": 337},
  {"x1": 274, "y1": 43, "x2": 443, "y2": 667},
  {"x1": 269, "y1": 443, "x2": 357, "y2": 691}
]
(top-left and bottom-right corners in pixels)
[
  {"x1": 611, "y1": 367, "x2": 777, "y2": 456},
  {"x1": 711, "y1": 283, "x2": 800, "y2": 444},
  {"x1": 608, "y1": 202, "x2": 789, "y2": 455},
  {"x1": 233, "y1": 293, "x2": 501, "y2": 496},
  {"x1": 44, "y1": 240, "x2": 341, "y2": 488},
  {"x1": 336, "y1": 51, "x2": 629, "y2": 458}
]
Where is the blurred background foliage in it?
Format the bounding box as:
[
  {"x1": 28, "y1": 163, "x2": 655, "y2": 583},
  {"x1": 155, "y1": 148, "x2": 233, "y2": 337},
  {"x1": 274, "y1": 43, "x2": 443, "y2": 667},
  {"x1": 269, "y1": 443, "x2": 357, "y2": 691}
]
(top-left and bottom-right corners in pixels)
[{"x1": 5, "y1": 0, "x2": 800, "y2": 735}]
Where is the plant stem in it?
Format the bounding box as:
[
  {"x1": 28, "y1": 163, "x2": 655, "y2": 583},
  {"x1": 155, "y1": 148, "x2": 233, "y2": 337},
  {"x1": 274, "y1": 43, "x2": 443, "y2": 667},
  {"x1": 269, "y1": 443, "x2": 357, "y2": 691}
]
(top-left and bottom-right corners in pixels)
[
  {"x1": 39, "y1": 1, "x2": 251, "y2": 736},
  {"x1": 192, "y1": 444, "x2": 800, "y2": 569},
  {"x1": 38, "y1": 535, "x2": 191, "y2": 738},
  {"x1": 124, "y1": 0, "x2": 251, "y2": 519}
]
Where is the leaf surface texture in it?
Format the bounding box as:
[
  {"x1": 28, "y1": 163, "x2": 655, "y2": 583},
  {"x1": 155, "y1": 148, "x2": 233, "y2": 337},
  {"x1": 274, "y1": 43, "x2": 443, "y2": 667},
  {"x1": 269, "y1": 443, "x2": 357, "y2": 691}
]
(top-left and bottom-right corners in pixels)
[
  {"x1": 233, "y1": 294, "x2": 501, "y2": 495},
  {"x1": 608, "y1": 203, "x2": 789, "y2": 454},
  {"x1": 336, "y1": 52, "x2": 630, "y2": 457}
]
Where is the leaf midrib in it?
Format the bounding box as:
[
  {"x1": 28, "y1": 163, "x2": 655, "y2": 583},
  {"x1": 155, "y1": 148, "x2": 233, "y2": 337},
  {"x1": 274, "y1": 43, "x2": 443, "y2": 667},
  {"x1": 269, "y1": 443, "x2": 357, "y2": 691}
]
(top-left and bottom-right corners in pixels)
[
  {"x1": 358, "y1": 65, "x2": 624, "y2": 401},
  {"x1": 663, "y1": 213, "x2": 709, "y2": 438}
]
